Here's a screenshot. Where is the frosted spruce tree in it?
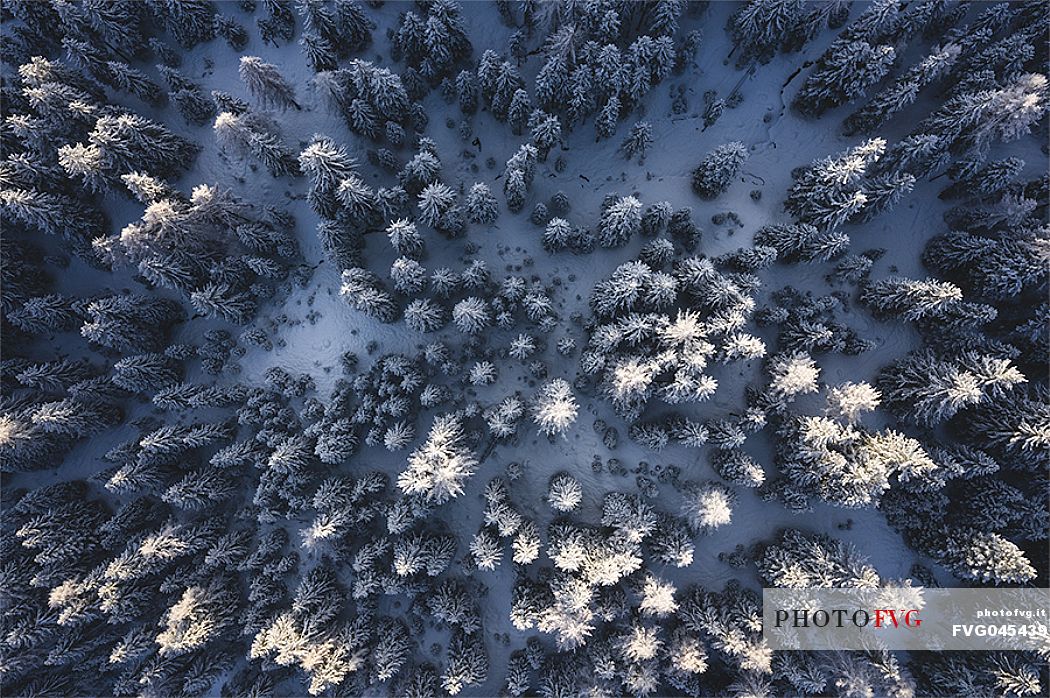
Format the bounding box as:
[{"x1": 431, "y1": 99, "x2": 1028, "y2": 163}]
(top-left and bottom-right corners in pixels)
[
  {"x1": 530, "y1": 378, "x2": 579, "y2": 437},
  {"x1": 239, "y1": 56, "x2": 300, "y2": 110},
  {"x1": 691, "y1": 142, "x2": 749, "y2": 199},
  {"x1": 397, "y1": 413, "x2": 478, "y2": 504}
]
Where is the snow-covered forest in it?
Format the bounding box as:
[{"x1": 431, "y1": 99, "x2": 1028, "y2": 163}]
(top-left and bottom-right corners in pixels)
[{"x1": 1, "y1": 0, "x2": 1047, "y2": 696}]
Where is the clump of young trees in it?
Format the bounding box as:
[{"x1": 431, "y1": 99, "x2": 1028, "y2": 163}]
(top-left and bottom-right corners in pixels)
[
  {"x1": 466, "y1": 0, "x2": 684, "y2": 141},
  {"x1": 393, "y1": 0, "x2": 473, "y2": 88},
  {"x1": 582, "y1": 253, "x2": 765, "y2": 422},
  {"x1": 314, "y1": 60, "x2": 415, "y2": 143},
  {"x1": 784, "y1": 138, "x2": 915, "y2": 234},
  {"x1": 98, "y1": 181, "x2": 300, "y2": 323}
]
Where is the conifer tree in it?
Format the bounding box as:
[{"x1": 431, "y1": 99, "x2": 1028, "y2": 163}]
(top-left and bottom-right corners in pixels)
[
  {"x1": 681, "y1": 481, "x2": 734, "y2": 534},
  {"x1": 239, "y1": 56, "x2": 301, "y2": 110},
  {"x1": 597, "y1": 195, "x2": 642, "y2": 248},
  {"x1": 785, "y1": 138, "x2": 903, "y2": 230},
  {"x1": 546, "y1": 473, "x2": 582, "y2": 512},
  {"x1": 793, "y1": 39, "x2": 896, "y2": 117},
  {"x1": 470, "y1": 526, "x2": 503, "y2": 570},
  {"x1": 105, "y1": 61, "x2": 163, "y2": 105},
  {"x1": 691, "y1": 142, "x2": 749, "y2": 199},
  {"x1": 388, "y1": 257, "x2": 424, "y2": 295},
  {"x1": 162, "y1": 467, "x2": 238, "y2": 510},
  {"x1": 215, "y1": 111, "x2": 300, "y2": 177},
  {"x1": 16, "y1": 358, "x2": 94, "y2": 393},
  {"x1": 299, "y1": 135, "x2": 357, "y2": 215},
  {"x1": 759, "y1": 529, "x2": 880, "y2": 587},
  {"x1": 859, "y1": 276, "x2": 966, "y2": 322},
  {"x1": 0, "y1": 189, "x2": 104, "y2": 251},
  {"x1": 397, "y1": 413, "x2": 479, "y2": 504},
  {"x1": 825, "y1": 381, "x2": 881, "y2": 423},
  {"x1": 940, "y1": 157, "x2": 1024, "y2": 200},
  {"x1": 729, "y1": 0, "x2": 807, "y2": 63},
  {"x1": 531, "y1": 379, "x2": 579, "y2": 437},
  {"x1": 858, "y1": 171, "x2": 916, "y2": 222},
  {"x1": 417, "y1": 182, "x2": 457, "y2": 229},
  {"x1": 621, "y1": 120, "x2": 654, "y2": 161},
  {"x1": 403, "y1": 298, "x2": 447, "y2": 333},
  {"x1": 913, "y1": 652, "x2": 1043, "y2": 697},
  {"x1": 503, "y1": 169, "x2": 527, "y2": 213},
  {"x1": 155, "y1": 0, "x2": 216, "y2": 48},
  {"x1": 465, "y1": 183, "x2": 499, "y2": 224},
  {"x1": 712, "y1": 449, "x2": 766, "y2": 487},
  {"x1": 6, "y1": 294, "x2": 80, "y2": 335},
  {"x1": 649, "y1": 514, "x2": 695, "y2": 568},
  {"x1": 442, "y1": 630, "x2": 488, "y2": 695},
  {"x1": 336, "y1": 174, "x2": 379, "y2": 226},
  {"x1": 112, "y1": 353, "x2": 183, "y2": 393},
  {"x1": 923, "y1": 228, "x2": 1047, "y2": 300},
  {"x1": 398, "y1": 149, "x2": 442, "y2": 195},
  {"x1": 917, "y1": 73, "x2": 1048, "y2": 155},
  {"x1": 59, "y1": 115, "x2": 198, "y2": 192},
  {"x1": 81, "y1": 294, "x2": 183, "y2": 352},
  {"x1": 921, "y1": 527, "x2": 1037, "y2": 585},
  {"x1": 456, "y1": 69, "x2": 479, "y2": 114},
  {"x1": 595, "y1": 95, "x2": 621, "y2": 140},
  {"x1": 529, "y1": 111, "x2": 562, "y2": 160},
  {"x1": 191, "y1": 283, "x2": 257, "y2": 324},
  {"x1": 542, "y1": 218, "x2": 574, "y2": 253},
  {"x1": 844, "y1": 44, "x2": 960, "y2": 135},
  {"x1": 339, "y1": 268, "x2": 398, "y2": 322},
  {"x1": 877, "y1": 350, "x2": 1026, "y2": 426},
  {"x1": 159, "y1": 65, "x2": 215, "y2": 125},
  {"x1": 448, "y1": 296, "x2": 491, "y2": 333},
  {"x1": 214, "y1": 14, "x2": 249, "y2": 50},
  {"x1": 301, "y1": 32, "x2": 338, "y2": 73}
]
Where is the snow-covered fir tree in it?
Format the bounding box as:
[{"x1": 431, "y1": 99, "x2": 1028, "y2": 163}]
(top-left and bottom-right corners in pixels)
[{"x1": 691, "y1": 142, "x2": 749, "y2": 199}]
